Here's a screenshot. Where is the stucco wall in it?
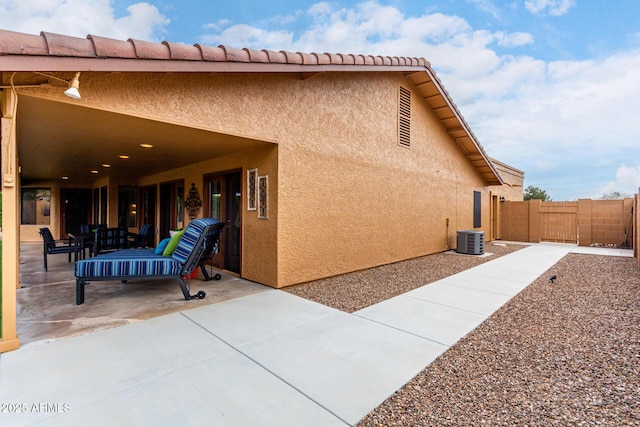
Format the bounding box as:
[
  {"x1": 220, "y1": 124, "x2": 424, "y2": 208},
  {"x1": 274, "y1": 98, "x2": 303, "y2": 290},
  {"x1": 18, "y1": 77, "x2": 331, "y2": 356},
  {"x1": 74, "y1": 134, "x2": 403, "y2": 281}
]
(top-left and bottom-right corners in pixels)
[
  {"x1": 489, "y1": 158, "x2": 524, "y2": 202},
  {"x1": 137, "y1": 144, "x2": 278, "y2": 287},
  {"x1": 17, "y1": 71, "x2": 501, "y2": 288},
  {"x1": 20, "y1": 181, "x2": 61, "y2": 242}
]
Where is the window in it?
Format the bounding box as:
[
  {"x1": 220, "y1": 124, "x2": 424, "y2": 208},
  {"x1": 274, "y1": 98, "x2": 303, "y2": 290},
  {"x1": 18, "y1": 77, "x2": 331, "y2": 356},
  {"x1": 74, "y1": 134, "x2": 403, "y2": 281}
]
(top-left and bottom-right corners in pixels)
[
  {"x1": 118, "y1": 186, "x2": 138, "y2": 228},
  {"x1": 21, "y1": 188, "x2": 51, "y2": 225},
  {"x1": 473, "y1": 191, "x2": 482, "y2": 228},
  {"x1": 398, "y1": 86, "x2": 411, "y2": 148}
]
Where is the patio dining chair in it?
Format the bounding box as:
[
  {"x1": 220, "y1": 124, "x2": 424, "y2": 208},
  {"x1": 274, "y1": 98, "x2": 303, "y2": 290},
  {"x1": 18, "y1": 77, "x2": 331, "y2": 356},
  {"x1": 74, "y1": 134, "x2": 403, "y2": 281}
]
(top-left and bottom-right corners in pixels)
[
  {"x1": 39, "y1": 227, "x2": 79, "y2": 271},
  {"x1": 128, "y1": 224, "x2": 154, "y2": 248}
]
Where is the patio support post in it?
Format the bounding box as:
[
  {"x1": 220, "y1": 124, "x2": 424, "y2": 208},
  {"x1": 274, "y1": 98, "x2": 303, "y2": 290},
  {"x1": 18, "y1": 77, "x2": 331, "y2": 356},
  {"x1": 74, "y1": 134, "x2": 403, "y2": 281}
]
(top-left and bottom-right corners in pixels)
[{"x1": 1, "y1": 87, "x2": 21, "y2": 352}]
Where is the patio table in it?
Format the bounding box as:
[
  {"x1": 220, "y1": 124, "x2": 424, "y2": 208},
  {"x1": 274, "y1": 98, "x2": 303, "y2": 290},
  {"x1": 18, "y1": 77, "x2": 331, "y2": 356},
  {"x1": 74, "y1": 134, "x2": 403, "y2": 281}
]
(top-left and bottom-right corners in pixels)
[{"x1": 68, "y1": 232, "x2": 94, "y2": 260}]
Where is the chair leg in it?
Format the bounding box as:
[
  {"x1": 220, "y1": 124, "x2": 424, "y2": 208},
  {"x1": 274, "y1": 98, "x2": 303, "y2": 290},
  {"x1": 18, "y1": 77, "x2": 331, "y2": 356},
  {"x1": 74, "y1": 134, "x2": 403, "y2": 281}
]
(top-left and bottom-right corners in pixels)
[
  {"x1": 44, "y1": 252, "x2": 48, "y2": 272},
  {"x1": 177, "y1": 277, "x2": 191, "y2": 300},
  {"x1": 76, "y1": 279, "x2": 85, "y2": 305}
]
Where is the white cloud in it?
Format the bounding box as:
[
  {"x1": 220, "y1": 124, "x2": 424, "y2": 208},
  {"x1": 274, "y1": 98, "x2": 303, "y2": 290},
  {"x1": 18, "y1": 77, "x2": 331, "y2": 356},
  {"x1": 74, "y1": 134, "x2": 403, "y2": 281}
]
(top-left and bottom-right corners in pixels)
[
  {"x1": 494, "y1": 31, "x2": 534, "y2": 48},
  {"x1": 524, "y1": 0, "x2": 575, "y2": 16},
  {"x1": 2, "y1": 0, "x2": 635, "y2": 200},
  {"x1": 467, "y1": 0, "x2": 502, "y2": 19},
  {"x1": 196, "y1": 1, "x2": 640, "y2": 200},
  {"x1": 594, "y1": 164, "x2": 640, "y2": 198},
  {"x1": 200, "y1": 24, "x2": 293, "y2": 49},
  {"x1": 0, "y1": 0, "x2": 169, "y2": 41}
]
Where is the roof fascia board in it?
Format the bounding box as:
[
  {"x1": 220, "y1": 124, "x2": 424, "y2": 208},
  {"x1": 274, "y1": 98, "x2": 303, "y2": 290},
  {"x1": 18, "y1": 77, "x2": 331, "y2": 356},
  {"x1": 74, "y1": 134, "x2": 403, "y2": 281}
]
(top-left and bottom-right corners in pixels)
[
  {"x1": 0, "y1": 56, "x2": 426, "y2": 74},
  {"x1": 422, "y1": 67, "x2": 503, "y2": 186}
]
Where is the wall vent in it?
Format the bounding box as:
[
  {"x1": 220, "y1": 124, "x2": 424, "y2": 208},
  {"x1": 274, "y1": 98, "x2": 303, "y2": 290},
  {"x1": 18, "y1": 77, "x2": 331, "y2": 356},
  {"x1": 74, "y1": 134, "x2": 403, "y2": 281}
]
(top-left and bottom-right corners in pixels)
[
  {"x1": 398, "y1": 86, "x2": 411, "y2": 148},
  {"x1": 456, "y1": 230, "x2": 485, "y2": 255}
]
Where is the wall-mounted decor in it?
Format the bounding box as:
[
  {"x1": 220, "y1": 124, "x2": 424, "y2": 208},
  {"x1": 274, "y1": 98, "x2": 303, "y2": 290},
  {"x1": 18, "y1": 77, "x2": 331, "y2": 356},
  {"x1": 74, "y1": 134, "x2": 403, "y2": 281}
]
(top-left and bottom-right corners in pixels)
[
  {"x1": 258, "y1": 175, "x2": 268, "y2": 219},
  {"x1": 247, "y1": 168, "x2": 258, "y2": 211},
  {"x1": 185, "y1": 183, "x2": 202, "y2": 219}
]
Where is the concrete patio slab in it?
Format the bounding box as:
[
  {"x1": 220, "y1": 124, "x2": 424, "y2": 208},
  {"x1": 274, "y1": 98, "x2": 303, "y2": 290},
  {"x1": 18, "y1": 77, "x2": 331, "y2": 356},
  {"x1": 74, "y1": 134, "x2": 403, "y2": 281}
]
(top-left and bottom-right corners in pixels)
[
  {"x1": 437, "y1": 272, "x2": 529, "y2": 296},
  {"x1": 234, "y1": 310, "x2": 448, "y2": 426},
  {"x1": 356, "y1": 296, "x2": 487, "y2": 346},
  {"x1": 0, "y1": 242, "x2": 589, "y2": 426},
  {"x1": 402, "y1": 281, "x2": 514, "y2": 315},
  {"x1": 570, "y1": 246, "x2": 634, "y2": 257},
  {"x1": 37, "y1": 350, "x2": 347, "y2": 427},
  {"x1": 184, "y1": 290, "x2": 336, "y2": 346}
]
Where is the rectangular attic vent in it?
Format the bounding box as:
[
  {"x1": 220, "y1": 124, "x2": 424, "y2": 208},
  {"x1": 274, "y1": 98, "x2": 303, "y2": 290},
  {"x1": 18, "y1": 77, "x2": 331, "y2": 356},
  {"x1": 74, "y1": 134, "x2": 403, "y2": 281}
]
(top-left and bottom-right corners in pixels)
[
  {"x1": 398, "y1": 86, "x2": 411, "y2": 148},
  {"x1": 456, "y1": 230, "x2": 485, "y2": 255}
]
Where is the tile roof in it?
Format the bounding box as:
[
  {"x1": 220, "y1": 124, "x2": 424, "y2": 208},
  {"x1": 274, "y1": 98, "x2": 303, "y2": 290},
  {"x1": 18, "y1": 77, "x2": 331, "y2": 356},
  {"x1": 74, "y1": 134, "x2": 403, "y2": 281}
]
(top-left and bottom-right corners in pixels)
[
  {"x1": 0, "y1": 29, "x2": 429, "y2": 68},
  {"x1": 0, "y1": 28, "x2": 502, "y2": 185}
]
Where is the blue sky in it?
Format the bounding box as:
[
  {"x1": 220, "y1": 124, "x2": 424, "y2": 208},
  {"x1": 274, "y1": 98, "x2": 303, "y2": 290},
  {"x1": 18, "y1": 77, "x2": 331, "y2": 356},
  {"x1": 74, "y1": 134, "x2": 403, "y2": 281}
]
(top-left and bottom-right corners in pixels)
[{"x1": 1, "y1": 0, "x2": 639, "y2": 200}]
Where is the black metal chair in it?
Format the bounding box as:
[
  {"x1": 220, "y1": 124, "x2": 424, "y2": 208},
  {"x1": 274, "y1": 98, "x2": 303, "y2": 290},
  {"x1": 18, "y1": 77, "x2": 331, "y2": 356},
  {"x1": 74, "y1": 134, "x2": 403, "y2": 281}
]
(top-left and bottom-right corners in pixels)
[
  {"x1": 128, "y1": 224, "x2": 154, "y2": 248},
  {"x1": 90, "y1": 227, "x2": 129, "y2": 257},
  {"x1": 39, "y1": 227, "x2": 78, "y2": 271}
]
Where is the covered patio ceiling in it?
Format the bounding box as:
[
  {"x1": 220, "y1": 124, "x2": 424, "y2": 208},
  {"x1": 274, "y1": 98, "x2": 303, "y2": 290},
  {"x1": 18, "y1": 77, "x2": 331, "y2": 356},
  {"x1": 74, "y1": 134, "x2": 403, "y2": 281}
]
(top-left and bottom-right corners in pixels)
[{"x1": 16, "y1": 94, "x2": 269, "y2": 185}]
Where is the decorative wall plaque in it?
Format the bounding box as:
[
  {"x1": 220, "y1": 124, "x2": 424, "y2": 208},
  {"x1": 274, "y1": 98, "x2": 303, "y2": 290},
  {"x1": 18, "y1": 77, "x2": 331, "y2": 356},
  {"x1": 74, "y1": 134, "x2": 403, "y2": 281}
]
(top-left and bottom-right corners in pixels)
[
  {"x1": 258, "y1": 175, "x2": 268, "y2": 219},
  {"x1": 185, "y1": 183, "x2": 202, "y2": 219},
  {"x1": 247, "y1": 168, "x2": 257, "y2": 211}
]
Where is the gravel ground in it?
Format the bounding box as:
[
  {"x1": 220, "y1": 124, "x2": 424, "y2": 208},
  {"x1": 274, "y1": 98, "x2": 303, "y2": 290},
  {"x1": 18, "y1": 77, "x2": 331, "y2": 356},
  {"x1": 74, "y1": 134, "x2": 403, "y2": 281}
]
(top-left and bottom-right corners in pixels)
[
  {"x1": 285, "y1": 243, "x2": 525, "y2": 313},
  {"x1": 287, "y1": 246, "x2": 640, "y2": 426}
]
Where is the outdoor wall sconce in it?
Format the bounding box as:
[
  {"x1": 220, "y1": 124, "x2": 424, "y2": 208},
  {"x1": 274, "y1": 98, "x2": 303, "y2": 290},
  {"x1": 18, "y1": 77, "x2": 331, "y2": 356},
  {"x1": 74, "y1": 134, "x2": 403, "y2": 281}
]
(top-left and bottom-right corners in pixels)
[
  {"x1": 185, "y1": 183, "x2": 202, "y2": 219},
  {"x1": 1, "y1": 72, "x2": 82, "y2": 99},
  {"x1": 500, "y1": 196, "x2": 506, "y2": 202},
  {"x1": 63, "y1": 72, "x2": 81, "y2": 99},
  {"x1": 33, "y1": 71, "x2": 81, "y2": 99}
]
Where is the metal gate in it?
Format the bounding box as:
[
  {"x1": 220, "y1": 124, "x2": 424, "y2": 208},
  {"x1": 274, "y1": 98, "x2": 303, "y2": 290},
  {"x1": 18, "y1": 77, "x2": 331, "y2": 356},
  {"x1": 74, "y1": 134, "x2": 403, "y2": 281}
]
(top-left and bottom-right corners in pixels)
[{"x1": 540, "y1": 202, "x2": 578, "y2": 243}]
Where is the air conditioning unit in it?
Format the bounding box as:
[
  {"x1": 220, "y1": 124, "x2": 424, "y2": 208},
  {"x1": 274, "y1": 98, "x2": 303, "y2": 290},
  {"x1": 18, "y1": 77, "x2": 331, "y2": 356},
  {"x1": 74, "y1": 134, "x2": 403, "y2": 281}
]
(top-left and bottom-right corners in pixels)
[{"x1": 456, "y1": 230, "x2": 485, "y2": 255}]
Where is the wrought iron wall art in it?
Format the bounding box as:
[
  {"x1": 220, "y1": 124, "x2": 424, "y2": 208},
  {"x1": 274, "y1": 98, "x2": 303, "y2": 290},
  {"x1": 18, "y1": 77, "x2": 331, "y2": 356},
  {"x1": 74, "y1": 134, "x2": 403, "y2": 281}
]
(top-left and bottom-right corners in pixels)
[
  {"x1": 185, "y1": 183, "x2": 202, "y2": 219},
  {"x1": 247, "y1": 168, "x2": 257, "y2": 211},
  {"x1": 258, "y1": 175, "x2": 268, "y2": 219}
]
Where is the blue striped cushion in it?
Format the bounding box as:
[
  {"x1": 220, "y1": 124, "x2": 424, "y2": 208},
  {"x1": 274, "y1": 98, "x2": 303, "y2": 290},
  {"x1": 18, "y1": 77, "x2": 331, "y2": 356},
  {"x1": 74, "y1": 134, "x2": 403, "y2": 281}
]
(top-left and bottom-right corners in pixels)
[
  {"x1": 94, "y1": 248, "x2": 157, "y2": 258},
  {"x1": 74, "y1": 218, "x2": 220, "y2": 279},
  {"x1": 172, "y1": 218, "x2": 219, "y2": 265},
  {"x1": 75, "y1": 257, "x2": 182, "y2": 277}
]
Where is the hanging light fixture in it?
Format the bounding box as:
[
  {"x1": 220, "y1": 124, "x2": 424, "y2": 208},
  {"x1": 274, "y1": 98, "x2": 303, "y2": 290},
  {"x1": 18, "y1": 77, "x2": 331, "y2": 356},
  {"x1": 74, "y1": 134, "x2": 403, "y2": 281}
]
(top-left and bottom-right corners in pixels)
[
  {"x1": 63, "y1": 72, "x2": 81, "y2": 99},
  {"x1": 30, "y1": 71, "x2": 81, "y2": 99}
]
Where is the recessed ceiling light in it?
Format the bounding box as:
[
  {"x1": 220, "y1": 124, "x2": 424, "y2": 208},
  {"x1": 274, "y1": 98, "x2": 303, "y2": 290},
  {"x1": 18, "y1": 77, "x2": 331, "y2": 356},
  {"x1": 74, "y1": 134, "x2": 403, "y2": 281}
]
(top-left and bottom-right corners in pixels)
[
  {"x1": 119, "y1": 155, "x2": 130, "y2": 159},
  {"x1": 62, "y1": 176, "x2": 69, "y2": 180},
  {"x1": 102, "y1": 163, "x2": 111, "y2": 168},
  {"x1": 140, "y1": 144, "x2": 153, "y2": 148},
  {"x1": 91, "y1": 170, "x2": 99, "y2": 174}
]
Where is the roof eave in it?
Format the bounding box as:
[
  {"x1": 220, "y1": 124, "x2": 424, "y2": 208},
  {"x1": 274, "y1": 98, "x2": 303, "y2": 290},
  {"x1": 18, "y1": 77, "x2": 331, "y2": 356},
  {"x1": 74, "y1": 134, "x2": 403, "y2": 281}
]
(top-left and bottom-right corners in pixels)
[
  {"x1": 0, "y1": 55, "x2": 427, "y2": 74},
  {"x1": 408, "y1": 68, "x2": 503, "y2": 186}
]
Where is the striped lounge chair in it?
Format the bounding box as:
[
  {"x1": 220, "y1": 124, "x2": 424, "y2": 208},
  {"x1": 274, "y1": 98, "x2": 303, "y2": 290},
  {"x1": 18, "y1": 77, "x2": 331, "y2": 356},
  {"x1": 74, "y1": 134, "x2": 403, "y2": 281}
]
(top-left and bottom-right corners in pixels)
[{"x1": 74, "y1": 218, "x2": 224, "y2": 305}]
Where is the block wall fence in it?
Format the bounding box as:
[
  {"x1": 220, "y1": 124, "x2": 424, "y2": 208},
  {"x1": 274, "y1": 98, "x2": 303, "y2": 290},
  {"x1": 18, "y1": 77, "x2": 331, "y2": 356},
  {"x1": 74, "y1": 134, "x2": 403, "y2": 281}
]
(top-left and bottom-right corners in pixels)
[{"x1": 500, "y1": 198, "x2": 635, "y2": 250}]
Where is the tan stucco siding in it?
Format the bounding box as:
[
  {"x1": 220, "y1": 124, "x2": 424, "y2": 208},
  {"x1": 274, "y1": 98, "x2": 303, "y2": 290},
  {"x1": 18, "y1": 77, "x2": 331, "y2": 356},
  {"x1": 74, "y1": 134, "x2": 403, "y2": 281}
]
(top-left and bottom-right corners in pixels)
[
  {"x1": 490, "y1": 158, "x2": 524, "y2": 202},
  {"x1": 88, "y1": 72, "x2": 492, "y2": 287},
  {"x1": 16, "y1": 72, "x2": 498, "y2": 288},
  {"x1": 136, "y1": 144, "x2": 279, "y2": 287},
  {"x1": 269, "y1": 73, "x2": 489, "y2": 286}
]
